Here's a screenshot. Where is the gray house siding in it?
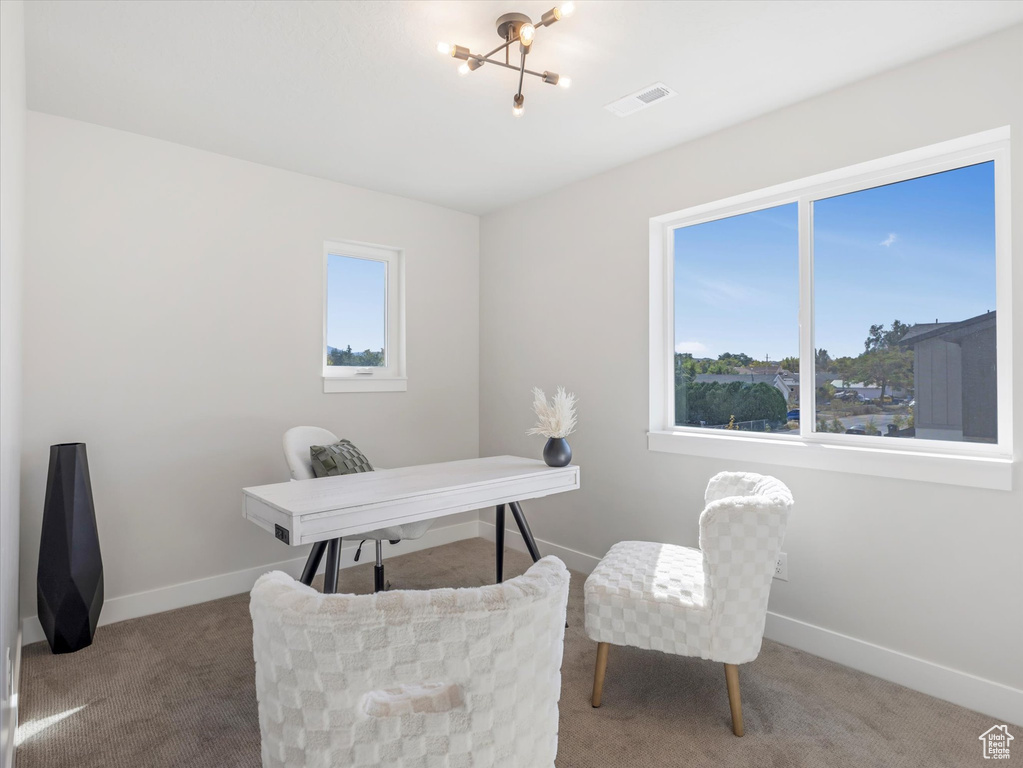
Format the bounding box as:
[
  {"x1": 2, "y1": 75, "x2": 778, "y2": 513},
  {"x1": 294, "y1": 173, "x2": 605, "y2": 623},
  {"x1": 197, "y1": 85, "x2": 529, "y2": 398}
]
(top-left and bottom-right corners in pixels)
[
  {"x1": 900, "y1": 312, "x2": 996, "y2": 443},
  {"x1": 913, "y1": 338, "x2": 963, "y2": 440},
  {"x1": 960, "y1": 326, "x2": 997, "y2": 442}
]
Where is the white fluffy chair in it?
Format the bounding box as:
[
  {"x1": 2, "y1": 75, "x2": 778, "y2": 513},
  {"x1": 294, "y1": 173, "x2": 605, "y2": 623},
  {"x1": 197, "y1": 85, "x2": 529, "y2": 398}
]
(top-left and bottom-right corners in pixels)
[
  {"x1": 250, "y1": 556, "x2": 571, "y2": 767},
  {"x1": 583, "y1": 471, "x2": 793, "y2": 736}
]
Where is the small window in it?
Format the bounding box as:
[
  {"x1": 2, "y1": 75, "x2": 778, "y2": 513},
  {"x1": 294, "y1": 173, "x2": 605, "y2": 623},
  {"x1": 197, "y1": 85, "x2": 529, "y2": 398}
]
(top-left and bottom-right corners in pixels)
[{"x1": 322, "y1": 240, "x2": 405, "y2": 393}]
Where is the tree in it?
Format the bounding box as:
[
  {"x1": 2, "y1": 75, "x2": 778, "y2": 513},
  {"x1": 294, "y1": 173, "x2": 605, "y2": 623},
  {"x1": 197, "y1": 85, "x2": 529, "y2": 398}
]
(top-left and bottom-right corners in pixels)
[
  {"x1": 816, "y1": 381, "x2": 836, "y2": 403},
  {"x1": 815, "y1": 348, "x2": 833, "y2": 371},
  {"x1": 678, "y1": 380, "x2": 786, "y2": 426},
  {"x1": 864, "y1": 320, "x2": 910, "y2": 352},
  {"x1": 833, "y1": 356, "x2": 858, "y2": 388},
  {"x1": 855, "y1": 319, "x2": 914, "y2": 401},
  {"x1": 854, "y1": 347, "x2": 912, "y2": 402},
  {"x1": 779, "y1": 356, "x2": 799, "y2": 373},
  {"x1": 718, "y1": 352, "x2": 753, "y2": 367},
  {"x1": 327, "y1": 345, "x2": 385, "y2": 367}
]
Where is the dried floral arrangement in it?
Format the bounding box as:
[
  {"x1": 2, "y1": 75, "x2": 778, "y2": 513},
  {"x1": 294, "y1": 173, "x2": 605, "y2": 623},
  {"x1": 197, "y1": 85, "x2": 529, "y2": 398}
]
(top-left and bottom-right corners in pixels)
[{"x1": 527, "y1": 386, "x2": 578, "y2": 439}]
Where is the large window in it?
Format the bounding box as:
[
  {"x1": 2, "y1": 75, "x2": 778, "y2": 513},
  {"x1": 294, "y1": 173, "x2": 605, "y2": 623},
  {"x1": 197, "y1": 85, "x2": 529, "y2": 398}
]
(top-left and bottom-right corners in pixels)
[
  {"x1": 650, "y1": 130, "x2": 1011, "y2": 488},
  {"x1": 322, "y1": 240, "x2": 405, "y2": 393}
]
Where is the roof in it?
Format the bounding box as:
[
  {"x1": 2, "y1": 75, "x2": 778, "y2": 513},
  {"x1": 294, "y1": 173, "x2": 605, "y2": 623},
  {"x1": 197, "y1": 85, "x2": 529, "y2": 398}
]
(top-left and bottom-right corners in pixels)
[
  {"x1": 693, "y1": 374, "x2": 780, "y2": 386},
  {"x1": 898, "y1": 311, "x2": 996, "y2": 347},
  {"x1": 780, "y1": 373, "x2": 834, "y2": 387}
]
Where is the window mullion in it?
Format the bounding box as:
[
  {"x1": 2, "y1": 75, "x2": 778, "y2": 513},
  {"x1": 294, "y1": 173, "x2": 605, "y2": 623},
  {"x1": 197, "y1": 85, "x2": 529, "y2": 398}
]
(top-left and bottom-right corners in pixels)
[{"x1": 797, "y1": 197, "x2": 815, "y2": 439}]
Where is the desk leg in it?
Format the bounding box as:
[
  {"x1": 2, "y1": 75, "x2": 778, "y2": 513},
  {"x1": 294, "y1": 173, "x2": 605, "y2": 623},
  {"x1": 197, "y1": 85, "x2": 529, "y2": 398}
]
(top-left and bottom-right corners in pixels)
[
  {"x1": 323, "y1": 538, "x2": 342, "y2": 593},
  {"x1": 509, "y1": 501, "x2": 542, "y2": 562},
  {"x1": 495, "y1": 504, "x2": 506, "y2": 583},
  {"x1": 300, "y1": 541, "x2": 328, "y2": 587}
]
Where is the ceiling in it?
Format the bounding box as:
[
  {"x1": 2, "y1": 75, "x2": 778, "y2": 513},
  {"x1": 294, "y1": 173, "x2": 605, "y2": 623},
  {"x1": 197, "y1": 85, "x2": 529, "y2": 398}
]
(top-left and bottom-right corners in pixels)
[{"x1": 24, "y1": 1, "x2": 1023, "y2": 215}]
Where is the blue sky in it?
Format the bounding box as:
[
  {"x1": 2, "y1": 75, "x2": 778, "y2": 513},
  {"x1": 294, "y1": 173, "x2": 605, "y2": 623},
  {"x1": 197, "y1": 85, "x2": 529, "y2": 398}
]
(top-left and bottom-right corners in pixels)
[
  {"x1": 673, "y1": 161, "x2": 996, "y2": 361},
  {"x1": 326, "y1": 255, "x2": 386, "y2": 352}
]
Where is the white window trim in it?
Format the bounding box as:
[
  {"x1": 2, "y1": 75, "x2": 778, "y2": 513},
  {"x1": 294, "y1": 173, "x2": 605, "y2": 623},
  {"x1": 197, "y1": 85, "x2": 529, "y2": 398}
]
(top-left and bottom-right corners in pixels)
[
  {"x1": 649, "y1": 127, "x2": 1014, "y2": 490},
  {"x1": 323, "y1": 239, "x2": 407, "y2": 393}
]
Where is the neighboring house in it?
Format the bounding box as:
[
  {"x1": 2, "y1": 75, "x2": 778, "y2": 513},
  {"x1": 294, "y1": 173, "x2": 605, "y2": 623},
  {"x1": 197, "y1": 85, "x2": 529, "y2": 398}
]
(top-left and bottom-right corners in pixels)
[
  {"x1": 898, "y1": 311, "x2": 997, "y2": 443},
  {"x1": 825, "y1": 380, "x2": 907, "y2": 401},
  {"x1": 780, "y1": 372, "x2": 836, "y2": 403},
  {"x1": 693, "y1": 373, "x2": 791, "y2": 402}
]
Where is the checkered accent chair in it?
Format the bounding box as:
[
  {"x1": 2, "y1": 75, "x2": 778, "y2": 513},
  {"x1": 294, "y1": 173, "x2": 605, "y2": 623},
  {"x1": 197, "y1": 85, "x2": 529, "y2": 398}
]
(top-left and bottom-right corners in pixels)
[
  {"x1": 583, "y1": 471, "x2": 793, "y2": 736},
  {"x1": 250, "y1": 556, "x2": 571, "y2": 767}
]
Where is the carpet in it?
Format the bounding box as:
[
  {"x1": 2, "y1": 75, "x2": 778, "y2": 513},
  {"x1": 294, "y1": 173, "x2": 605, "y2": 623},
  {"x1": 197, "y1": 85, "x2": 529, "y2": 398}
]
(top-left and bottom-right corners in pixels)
[{"x1": 16, "y1": 538, "x2": 1006, "y2": 767}]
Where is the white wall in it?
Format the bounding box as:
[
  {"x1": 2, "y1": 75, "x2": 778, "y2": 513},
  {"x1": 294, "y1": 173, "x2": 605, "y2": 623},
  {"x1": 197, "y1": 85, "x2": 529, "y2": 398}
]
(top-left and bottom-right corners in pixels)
[
  {"x1": 0, "y1": 1, "x2": 26, "y2": 764},
  {"x1": 21, "y1": 114, "x2": 480, "y2": 624},
  {"x1": 480, "y1": 24, "x2": 1023, "y2": 711}
]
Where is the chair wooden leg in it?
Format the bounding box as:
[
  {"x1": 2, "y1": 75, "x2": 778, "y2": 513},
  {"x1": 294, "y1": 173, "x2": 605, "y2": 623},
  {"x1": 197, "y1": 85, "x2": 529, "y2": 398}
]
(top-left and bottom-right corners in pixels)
[
  {"x1": 724, "y1": 663, "x2": 744, "y2": 737},
  {"x1": 592, "y1": 642, "x2": 610, "y2": 708}
]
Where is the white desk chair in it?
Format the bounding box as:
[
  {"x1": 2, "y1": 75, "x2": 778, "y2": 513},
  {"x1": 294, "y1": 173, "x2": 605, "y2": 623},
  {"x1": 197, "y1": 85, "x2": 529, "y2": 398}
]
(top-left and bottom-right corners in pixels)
[
  {"x1": 283, "y1": 426, "x2": 432, "y2": 592},
  {"x1": 251, "y1": 557, "x2": 570, "y2": 768},
  {"x1": 584, "y1": 471, "x2": 793, "y2": 736}
]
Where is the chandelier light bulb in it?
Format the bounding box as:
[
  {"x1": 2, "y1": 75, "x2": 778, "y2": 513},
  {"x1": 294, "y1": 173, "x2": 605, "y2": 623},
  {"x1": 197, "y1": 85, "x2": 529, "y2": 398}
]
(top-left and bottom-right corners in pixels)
[
  {"x1": 513, "y1": 93, "x2": 525, "y2": 117},
  {"x1": 458, "y1": 62, "x2": 470, "y2": 76},
  {"x1": 513, "y1": 104, "x2": 525, "y2": 117},
  {"x1": 519, "y1": 23, "x2": 536, "y2": 45},
  {"x1": 559, "y1": 2, "x2": 575, "y2": 18},
  {"x1": 559, "y1": 76, "x2": 572, "y2": 89},
  {"x1": 437, "y1": 42, "x2": 452, "y2": 55}
]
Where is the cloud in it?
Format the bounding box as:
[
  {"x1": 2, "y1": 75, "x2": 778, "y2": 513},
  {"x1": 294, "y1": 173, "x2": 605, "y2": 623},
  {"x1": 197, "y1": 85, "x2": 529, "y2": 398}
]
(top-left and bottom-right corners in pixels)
[
  {"x1": 675, "y1": 341, "x2": 708, "y2": 355},
  {"x1": 880, "y1": 232, "x2": 898, "y2": 247},
  {"x1": 692, "y1": 277, "x2": 770, "y2": 310}
]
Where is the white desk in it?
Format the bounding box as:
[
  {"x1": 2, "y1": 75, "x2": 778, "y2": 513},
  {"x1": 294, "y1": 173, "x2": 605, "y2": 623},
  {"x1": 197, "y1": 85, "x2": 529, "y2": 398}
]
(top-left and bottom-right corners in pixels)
[{"x1": 243, "y1": 455, "x2": 580, "y2": 591}]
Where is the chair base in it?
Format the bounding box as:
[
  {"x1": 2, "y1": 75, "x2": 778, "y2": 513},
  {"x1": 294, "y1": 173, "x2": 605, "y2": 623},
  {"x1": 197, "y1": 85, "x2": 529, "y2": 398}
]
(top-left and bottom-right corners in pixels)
[
  {"x1": 724, "y1": 663, "x2": 744, "y2": 737},
  {"x1": 589, "y1": 641, "x2": 745, "y2": 736},
  {"x1": 591, "y1": 642, "x2": 609, "y2": 707}
]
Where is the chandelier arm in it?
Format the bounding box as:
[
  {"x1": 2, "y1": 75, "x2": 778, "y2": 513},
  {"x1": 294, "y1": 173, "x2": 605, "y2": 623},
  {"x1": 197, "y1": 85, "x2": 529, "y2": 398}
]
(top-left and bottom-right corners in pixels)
[
  {"x1": 482, "y1": 38, "x2": 516, "y2": 60},
  {"x1": 474, "y1": 56, "x2": 547, "y2": 80},
  {"x1": 516, "y1": 49, "x2": 527, "y2": 98}
]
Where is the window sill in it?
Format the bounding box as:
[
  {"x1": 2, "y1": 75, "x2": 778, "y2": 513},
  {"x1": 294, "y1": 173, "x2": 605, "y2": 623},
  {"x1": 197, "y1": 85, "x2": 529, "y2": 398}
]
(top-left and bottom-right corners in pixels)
[
  {"x1": 647, "y1": 430, "x2": 1013, "y2": 491},
  {"x1": 323, "y1": 377, "x2": 407, "y2": 394}
]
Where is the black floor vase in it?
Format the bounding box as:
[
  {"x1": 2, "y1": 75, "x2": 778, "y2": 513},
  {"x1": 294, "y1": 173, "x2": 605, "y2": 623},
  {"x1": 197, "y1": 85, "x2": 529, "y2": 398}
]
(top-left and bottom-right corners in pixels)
[{"x1": 37, "y1": 443, "x2": 104, "y2": 654}]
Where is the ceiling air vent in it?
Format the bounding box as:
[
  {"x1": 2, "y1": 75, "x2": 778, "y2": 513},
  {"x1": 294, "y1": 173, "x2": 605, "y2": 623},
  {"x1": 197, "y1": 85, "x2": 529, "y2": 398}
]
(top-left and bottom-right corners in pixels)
[{"x1": 604, "y1": 82, "x2": 677, "y2": 117}]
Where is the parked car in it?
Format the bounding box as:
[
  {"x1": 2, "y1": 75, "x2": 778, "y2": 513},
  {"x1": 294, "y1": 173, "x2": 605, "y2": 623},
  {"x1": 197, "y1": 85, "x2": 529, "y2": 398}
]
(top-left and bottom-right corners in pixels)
[
  {"x1": 834, "y1": 390, "x2": 862, "y2": 402},
  {"x1": 845, "y1": 425, "x2": 866, "y2": 435},
  {"x1": 787, "y1": 409, "x2": 799, "y2": 421}
]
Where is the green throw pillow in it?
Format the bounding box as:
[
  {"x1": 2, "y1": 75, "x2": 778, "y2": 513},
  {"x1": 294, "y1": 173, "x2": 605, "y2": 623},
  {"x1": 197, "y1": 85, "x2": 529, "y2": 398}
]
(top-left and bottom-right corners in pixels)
[{"x1": 309, "y1": 440, "x2": 374, "y2": 478}]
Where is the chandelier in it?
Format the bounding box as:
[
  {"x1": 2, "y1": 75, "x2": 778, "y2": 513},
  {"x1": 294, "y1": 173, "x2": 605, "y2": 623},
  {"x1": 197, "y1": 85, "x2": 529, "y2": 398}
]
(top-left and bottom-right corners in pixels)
[{"x1": 438, "y1": 3, "x2": 575, "y2": 117}]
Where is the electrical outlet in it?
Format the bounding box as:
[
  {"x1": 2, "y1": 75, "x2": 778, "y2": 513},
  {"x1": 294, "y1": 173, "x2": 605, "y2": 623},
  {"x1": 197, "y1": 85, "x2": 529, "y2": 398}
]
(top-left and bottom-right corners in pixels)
[
  {"x1": 774, "y1": 553, "x2": 788, "y2": 581},
  {"x1": 274, "y1": 524, "x2": 290, "y2": 545}
]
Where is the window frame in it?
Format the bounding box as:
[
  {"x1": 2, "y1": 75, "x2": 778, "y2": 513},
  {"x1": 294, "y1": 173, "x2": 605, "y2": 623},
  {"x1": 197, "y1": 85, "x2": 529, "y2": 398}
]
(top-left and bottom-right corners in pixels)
[
  {"x1": 648, "y1": 128, "x2": 1013, "y2": 490},
  {"x1": 322, "y1": 239, "x2": 406, "y2": 393}
]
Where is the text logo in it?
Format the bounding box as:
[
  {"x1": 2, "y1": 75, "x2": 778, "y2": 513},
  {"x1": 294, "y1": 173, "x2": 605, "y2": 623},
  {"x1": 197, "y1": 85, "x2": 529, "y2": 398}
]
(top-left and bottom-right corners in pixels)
[{"x1": 979, "y1": 725, "x2": 1014, "y2": 760}]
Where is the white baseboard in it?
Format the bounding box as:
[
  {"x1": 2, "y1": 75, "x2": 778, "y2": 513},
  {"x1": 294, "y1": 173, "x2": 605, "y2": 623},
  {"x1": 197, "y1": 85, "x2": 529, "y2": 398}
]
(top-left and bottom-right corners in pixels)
[
  {"x1": 4, "y1": 625, "x2": 20, "y2": 768},
  {"x1": 764, "y1": 612, "x2": 1022, "y2": 726},
  {"x1": 21, "y1": 519, "x2": 479, "y2": 647},
  {"x1": 478, "y1": 520, "x2": 600, "y2": 575},
  {"x1": 479, "y1": 521, "x2": 1022, "y2": 725}
]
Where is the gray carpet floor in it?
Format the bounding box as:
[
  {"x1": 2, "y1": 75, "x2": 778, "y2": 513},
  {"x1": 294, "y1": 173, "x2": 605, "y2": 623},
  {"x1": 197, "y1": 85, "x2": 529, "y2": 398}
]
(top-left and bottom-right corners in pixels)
[{"x1": 17, "y1": 538, "x2": 1006, "y2": 767}]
